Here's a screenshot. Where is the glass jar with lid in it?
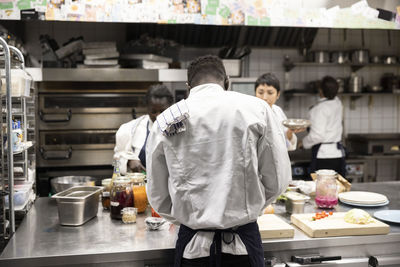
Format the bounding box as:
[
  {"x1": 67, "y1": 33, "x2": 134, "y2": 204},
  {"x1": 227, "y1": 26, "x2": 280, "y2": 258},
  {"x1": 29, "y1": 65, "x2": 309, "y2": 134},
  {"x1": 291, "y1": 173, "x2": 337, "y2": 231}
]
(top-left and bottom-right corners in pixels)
[
  {"x1": 128, "y1": 172, "x2": 147, "y2": 213},
  {"x1": 110, "y1": 177, "x2": 134, "y2": 220},
  {"x1": 101, "y1": 178, "x2": 112, "y2": 210},
  {"x1": 315, "y1": 169, "x2": 338, "y2": 209}
]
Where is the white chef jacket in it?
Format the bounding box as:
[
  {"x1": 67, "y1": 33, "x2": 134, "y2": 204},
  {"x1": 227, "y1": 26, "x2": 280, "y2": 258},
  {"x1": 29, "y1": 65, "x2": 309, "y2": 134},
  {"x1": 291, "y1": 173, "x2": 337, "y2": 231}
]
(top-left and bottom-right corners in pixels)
[
  {"x1": 113, "y1": 115, "x2": 152, "y2": 175},
  {"x1": 272, "y1": 104, "x2": 297, "y2": 151},
  {"x1": 303, "y1": 97, "x2": 343, "y2": 158},
  {"x1": 146, "y1": 83, "x2": 291, "y2": 259}
]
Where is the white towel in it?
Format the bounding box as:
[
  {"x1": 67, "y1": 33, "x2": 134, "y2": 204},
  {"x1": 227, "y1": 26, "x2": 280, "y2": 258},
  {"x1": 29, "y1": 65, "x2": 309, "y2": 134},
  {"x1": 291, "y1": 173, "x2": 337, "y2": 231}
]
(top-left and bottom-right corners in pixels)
[{"x1": 156, "y1": 100, "x2": 189, "y2": 136}]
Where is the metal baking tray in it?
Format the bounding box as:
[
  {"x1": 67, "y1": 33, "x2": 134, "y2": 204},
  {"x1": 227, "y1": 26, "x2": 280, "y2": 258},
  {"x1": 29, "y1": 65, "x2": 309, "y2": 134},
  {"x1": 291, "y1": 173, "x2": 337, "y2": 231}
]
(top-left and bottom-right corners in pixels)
[{"x1": 52, "y1": 186, "x2": 102, "y2": 226}]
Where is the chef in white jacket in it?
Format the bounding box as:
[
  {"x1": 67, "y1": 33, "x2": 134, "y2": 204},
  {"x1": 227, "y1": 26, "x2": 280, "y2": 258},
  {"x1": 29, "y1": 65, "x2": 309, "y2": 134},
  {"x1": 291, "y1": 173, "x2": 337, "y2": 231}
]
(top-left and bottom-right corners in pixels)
[
  {"x1": 113, "y1": 84, "x2": 173, "y2": 174},
  {"x1": 302, "y1": 76, "x2": 346, "y2": 176},
  {"x1": 146, "y1": 55, "x2": 291, "y2": 267},
  {"x1": 255, "y1": 73, "x2": 304, "y2": 151}
]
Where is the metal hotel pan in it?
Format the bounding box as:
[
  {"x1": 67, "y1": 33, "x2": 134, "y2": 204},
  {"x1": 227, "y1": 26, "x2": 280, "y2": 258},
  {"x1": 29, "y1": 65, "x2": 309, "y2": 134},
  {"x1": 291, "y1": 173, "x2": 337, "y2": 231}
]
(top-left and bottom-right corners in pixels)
[{"x1": 52, "y1": 186, "x2": 102, "y2": 226}]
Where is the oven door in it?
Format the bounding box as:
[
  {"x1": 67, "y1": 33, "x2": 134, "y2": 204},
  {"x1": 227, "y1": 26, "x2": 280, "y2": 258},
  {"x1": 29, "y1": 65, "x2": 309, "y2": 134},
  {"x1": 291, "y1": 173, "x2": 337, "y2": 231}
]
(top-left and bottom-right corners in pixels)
[
  {"x1": 38, "y1": 130, "x2": 116, "y2": 167},
  {"x1": 38, "y1": 93, "x2": 147, "y2": 130}
]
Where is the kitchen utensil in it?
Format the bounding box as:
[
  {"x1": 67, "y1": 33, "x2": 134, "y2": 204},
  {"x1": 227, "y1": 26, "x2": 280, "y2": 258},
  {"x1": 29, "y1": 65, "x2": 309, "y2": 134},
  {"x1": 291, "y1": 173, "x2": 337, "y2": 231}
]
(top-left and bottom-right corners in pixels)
[
  {"x1": 52, "y1": 186, "x2": 102, "y2": 226},
  {"x1": 370, "y1": 55, "x2": 382, "y2": 64},
  {"x1": 340, "y1": 199, "x2": 389, "y2": 207},
  {"x1": 145, "y1": 217, "x2": 166, "y2": 230},
  {"x1": 51, "y1": 176, "x2": 96, "y2": 193},
  {"x1": 336, "y1": 78, "x2": 346, "y2": 93},
  {"x1": 374, "y1": 210, "x2": 400, "y2": 224},
  {"x1": 383, "y1": 56, "x2": 397, "y2": 65},
  {"x1": 284, "y1": 191, "x2": 310, "y2": 214},
  {"x1": 338, "y1": 191, "x2": 388, "y2": 204},
  {"x1": 291, "y1": 212, "x2": 390, "y2": 238},
  {"x1": 330, "y1": 51, "x2": 349, "y2": 64},
  {"x1": 282, "y1": 119, "x2": 311, "y2": 130},
  {"x1": 351, "y1": 49, "x2": 369, "y2": 65},
  {"x1": 348, "y1": 75, "x2": 363, "y2": 93},
  {"x1": 307, "y1": 51, "x2": 329, "y2": 63},
  {"x1": 257, "y1": 214, "x2": 294, "y2": 238}
]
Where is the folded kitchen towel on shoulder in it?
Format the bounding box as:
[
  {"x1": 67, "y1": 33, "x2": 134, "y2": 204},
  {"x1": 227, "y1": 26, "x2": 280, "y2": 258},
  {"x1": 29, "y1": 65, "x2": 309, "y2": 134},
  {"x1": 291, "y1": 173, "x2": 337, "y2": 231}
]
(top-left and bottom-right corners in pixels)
[{"x1": 156, "y1": 100, "x2": 189, "y2": 137}]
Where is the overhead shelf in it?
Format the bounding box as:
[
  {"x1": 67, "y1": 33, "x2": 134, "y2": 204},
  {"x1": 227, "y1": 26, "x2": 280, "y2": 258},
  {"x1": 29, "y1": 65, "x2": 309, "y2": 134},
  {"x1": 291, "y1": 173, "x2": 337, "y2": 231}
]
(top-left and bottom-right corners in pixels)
[
  {"x1": 286, "y1": 62, "x2": 400, "y2": 72},
  {"x1": 26, "y1": 68, "x2": 188, "y2": 82}
]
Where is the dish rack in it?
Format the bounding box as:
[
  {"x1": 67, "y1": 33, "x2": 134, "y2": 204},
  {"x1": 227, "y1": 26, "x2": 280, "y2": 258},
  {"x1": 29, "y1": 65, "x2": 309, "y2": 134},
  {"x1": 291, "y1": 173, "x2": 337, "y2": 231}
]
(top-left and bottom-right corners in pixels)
[{"x1": 0, "y1": 37, "x2": 36, "y2": 247}]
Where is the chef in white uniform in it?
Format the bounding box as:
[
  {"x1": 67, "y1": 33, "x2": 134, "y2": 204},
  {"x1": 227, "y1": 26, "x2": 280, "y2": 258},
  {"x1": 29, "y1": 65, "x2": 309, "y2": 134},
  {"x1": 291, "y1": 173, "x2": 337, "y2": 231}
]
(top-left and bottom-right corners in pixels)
[
  {"x1": 302, "y1": 76, "x2": 346, "y2": 176},
  {"x1": 113, "y1": 84, "x2": 173, "y2": 174},
  {"x1": 255, "y1": 73, "x2": 305, "y2": 151},
  {"x1": 146, "y1": 55, "x2": 291, "y2": 267}
]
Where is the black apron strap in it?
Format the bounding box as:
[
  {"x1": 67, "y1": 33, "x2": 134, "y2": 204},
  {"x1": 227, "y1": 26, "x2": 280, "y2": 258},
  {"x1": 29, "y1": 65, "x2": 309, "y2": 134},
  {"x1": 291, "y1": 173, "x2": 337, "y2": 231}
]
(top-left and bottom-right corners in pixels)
[
  {"x1": 235, "y1": 222, "x2": 265, "y2": 267},
  {"x1": 336, "y1": 142, "x2": 347, "y2": 177},
  {"x1": 174, "y1": 225, "x2": 198, "y2": 267},
  {"x1": 310, "y1": 143, "x2": 322, "y2": 174},
  {"x1": 138, "y1": 120, "x2": 150, "y2": 168}
]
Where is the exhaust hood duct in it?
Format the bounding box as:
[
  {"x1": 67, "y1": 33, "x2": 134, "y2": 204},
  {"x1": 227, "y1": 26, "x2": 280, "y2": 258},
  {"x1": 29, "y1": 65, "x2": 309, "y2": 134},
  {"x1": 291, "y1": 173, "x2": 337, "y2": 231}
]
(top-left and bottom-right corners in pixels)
[{"x1": 127, "y1": 23, "x2": 318, "y2": 48}]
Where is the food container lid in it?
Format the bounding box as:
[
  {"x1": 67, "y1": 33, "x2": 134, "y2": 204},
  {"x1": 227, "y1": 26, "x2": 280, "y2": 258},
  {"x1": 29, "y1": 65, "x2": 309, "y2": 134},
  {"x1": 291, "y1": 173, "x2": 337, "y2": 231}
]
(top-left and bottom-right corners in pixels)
[
  {"x1": 113, "y1": 177, "x2": 132, "y2": 185},
  {"x1": 127, "y1": 172, "x2": 146, "y2": 183},
  {"x1": 101, "y1": 178, "x2": 112, "y2": 186},
  {"x1": 284, "y1": 191, "x2": 310, "y2": 202}
]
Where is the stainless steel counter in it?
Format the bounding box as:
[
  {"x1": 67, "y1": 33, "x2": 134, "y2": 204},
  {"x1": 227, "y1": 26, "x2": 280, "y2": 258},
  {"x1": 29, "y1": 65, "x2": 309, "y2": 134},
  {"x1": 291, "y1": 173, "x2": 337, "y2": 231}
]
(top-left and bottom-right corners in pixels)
[{"x1": 1, "y1": 182, "x2": 400, "y2": 267}]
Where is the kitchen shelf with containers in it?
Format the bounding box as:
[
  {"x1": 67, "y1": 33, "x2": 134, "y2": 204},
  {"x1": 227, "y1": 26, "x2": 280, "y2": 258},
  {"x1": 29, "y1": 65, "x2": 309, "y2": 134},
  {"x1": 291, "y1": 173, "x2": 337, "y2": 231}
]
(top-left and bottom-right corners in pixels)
[
  {"x1": 0, "y1": 41, "x2": 36, "y2": 246},
  {"x1": 283, "y1": 50, "x2": 400, "y2": 100}
]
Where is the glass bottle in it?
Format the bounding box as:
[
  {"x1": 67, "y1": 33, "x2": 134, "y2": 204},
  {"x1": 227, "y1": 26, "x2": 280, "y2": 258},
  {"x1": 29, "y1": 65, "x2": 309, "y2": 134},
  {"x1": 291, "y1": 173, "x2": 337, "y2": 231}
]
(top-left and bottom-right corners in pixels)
[
  {"x1": 110, "y1": 177, "x2": 133, "y2": 220},
  {"x1": 315, "y1": 169, "x2": 338, "y2": 209},
  {"x1": 101, "y1": 178, "x2": 112, "y2": 210}
]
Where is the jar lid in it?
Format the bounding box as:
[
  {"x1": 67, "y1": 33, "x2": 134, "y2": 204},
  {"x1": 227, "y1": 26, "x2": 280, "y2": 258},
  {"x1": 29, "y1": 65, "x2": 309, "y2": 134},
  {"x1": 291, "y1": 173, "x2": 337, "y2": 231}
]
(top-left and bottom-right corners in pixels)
[
  {"x1": 101, "y1": 178, "x2": 112, "y2": 186},
  {"x1": 113, "y1": 177, "x2": 132, "y2": 185},
  {"x1": 316, "y1": 169, "x2": 337, "y2": 175},
  {"x1": 127, "y1": 172, "x2": 146, "y2": 183}
]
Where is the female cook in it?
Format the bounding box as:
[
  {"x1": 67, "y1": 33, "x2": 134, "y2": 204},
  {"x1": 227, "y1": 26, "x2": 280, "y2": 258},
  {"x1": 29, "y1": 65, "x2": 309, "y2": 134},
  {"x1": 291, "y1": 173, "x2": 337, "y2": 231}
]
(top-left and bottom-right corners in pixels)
[
  {"x1": 302, "y1": 76, "x2": 346, "y2": 176},
  {"x1": 255, "y1": 73, "x2": 304, "y2": 151}
]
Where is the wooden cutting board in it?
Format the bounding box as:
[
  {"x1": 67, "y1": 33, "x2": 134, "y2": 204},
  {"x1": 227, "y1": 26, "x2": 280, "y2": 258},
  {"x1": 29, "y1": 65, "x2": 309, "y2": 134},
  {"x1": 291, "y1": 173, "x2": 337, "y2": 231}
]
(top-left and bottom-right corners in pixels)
[
  {"x1": 257, "y1": 214, "x2": 294, "y2": 239},
  {"x1": 291, "y1": 212, "x2": 390, "y2": 238}
]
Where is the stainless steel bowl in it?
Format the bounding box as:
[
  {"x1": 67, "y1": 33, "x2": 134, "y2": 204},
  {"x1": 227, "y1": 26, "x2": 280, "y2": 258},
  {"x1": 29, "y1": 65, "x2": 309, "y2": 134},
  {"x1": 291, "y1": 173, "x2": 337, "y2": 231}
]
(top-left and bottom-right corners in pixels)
[{"x1": 51, "y1": 176, "x2": 97, "y2": 193}]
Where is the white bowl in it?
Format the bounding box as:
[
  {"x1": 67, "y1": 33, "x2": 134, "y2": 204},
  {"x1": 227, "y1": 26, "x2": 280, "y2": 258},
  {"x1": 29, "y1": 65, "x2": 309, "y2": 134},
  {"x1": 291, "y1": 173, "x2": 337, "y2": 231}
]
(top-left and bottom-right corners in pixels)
[{"x1": 282, "y1": 119, "x2": 311, "y2": 130}]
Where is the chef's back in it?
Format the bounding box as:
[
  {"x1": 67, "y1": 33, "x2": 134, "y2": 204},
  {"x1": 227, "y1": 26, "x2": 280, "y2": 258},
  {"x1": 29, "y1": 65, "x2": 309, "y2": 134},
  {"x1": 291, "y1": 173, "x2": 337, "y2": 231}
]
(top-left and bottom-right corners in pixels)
[{"x1": 146, "y1": 58, "x2": 291, "y2": 231}]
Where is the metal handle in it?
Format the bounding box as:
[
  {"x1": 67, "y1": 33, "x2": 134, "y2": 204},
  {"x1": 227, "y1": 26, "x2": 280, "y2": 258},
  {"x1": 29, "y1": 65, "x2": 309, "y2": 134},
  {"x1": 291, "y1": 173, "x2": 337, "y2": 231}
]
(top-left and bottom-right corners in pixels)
[
  {"x1": 132, "y1": 108, "x2": 137, "y2": 119},
  {"x1": 40, "y1": 147, "x2": 72, "y2": 160},
  {"x1": 291, "y1": 255, "x2": 342, "y2": 264},
  {"x1": 39, "y1": 109, "x2": 72, "y2": 123}
]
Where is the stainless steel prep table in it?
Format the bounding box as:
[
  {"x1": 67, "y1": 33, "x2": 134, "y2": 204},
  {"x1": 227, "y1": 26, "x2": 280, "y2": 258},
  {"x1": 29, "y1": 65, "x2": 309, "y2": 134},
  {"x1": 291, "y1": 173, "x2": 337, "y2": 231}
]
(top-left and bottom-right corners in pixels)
[{"x1": 1, "y1": 182, "x2": 400, "y2": 267}]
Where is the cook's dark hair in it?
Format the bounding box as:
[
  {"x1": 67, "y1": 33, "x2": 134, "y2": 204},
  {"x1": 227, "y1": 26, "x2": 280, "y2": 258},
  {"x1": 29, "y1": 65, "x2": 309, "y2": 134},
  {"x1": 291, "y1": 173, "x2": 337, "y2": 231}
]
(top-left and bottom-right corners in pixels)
[
  {"x1": 146, "y1": 84, "x2": 173, "y2": 105},
  {"x1": 187, "y1": 55, "x2": 226, "y2": 87},
  {"x1": 255, "y1": 73, "x2": 280, "y2": 92},
  {"x1": 321, "y1": 76, "x2": 338, "y2": 100}
]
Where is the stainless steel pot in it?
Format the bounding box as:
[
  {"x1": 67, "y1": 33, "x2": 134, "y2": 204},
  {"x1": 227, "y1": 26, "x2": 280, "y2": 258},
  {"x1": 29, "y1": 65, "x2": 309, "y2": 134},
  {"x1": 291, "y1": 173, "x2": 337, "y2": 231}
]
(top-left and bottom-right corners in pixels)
[
  {"x1": 351, "y1": 49, "x2": 369, "y2": 65},
  {"x1": 383, "y1": 56, "x2": 397, "y2": 65},
  {"x1": 370, "y1": 55, "x2": 382, "y2": 64},
  {"x1": 51, "y1": 176, "x2": 97, "y2": 193},
  {"x1": 307, "y1": 51, "x2": 329, "y2": 63},
  {"x1": 336, "y1": 78, "x2": 346, "y2": 93},
  {"x1": 331, "y1": 51, "x2": 349, "y2": 64},
  {"x1": 348, "y1": 75, "x2": 363, "y2": 93}
]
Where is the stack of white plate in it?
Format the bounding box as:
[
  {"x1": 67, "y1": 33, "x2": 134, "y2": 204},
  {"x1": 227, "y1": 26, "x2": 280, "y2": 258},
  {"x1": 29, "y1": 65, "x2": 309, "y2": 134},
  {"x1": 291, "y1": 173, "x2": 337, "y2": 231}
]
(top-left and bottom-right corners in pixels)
[{"x1": 338, "y1": 191, "x2": 389, "y2": 207}]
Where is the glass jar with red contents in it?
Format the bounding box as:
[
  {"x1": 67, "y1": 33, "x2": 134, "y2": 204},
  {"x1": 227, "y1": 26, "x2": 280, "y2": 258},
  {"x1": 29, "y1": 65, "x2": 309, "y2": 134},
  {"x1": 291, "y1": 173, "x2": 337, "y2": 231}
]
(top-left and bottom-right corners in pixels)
[
  {"x1": 315, "y1": 169, "x2": 338, "y2": 209},
  {"x1": 110, "y1": 177, "x2": 134, "y2": 220}
]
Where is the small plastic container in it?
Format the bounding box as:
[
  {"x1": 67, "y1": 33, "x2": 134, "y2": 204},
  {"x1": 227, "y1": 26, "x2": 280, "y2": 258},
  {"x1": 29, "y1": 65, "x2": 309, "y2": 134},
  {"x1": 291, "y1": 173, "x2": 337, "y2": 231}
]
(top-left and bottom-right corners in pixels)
[{"x1": 121, "y1": 207, "x2": 137, "y2": 224}]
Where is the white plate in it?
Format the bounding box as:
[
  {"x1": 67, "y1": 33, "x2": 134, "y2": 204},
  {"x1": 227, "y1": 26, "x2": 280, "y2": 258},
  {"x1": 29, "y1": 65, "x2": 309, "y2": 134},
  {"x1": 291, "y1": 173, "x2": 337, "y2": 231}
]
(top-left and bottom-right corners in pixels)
[
  {"x1": 340, "y1": 198, "x2": 389, "y2": 207},
  {"x1": 374, "y1": 210, "x2": 400, "y2": 224},
  {"x1": 338, "y1": 191, "x2": 388, "y2": 205},
  {"x1": 282, "y1": 119, "x2": 311, "y2": 130}
]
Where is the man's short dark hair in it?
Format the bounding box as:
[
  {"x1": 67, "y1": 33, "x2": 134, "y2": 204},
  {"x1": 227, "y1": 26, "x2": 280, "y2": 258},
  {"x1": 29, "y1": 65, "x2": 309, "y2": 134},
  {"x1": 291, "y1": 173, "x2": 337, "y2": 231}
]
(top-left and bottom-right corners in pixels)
[
  {"x1": 321, "y1": 76, "x2": 338, "y2": 100},
  {"x1": 255, "y1": 73, "x2": 280, "y2": 92},
  {"x1": 146, "y1": 84, "x2": 173, "y2": 105},
  {"x1": 187, "y1": 55, "x2": 226, "y2": 87}
]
